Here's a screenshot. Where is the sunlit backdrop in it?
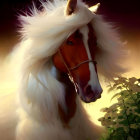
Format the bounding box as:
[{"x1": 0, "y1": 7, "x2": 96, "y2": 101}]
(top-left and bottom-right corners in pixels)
[{"x1": 0, "y1": 0, "x2": 140, "y2": 126}]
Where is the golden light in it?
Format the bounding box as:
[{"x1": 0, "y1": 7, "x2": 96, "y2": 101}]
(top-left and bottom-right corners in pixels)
[
  {"x1": 0, "y1": 60, "x2": 17, "y2": 96},
  {"x1": 0, "y1": 59, "x2": 118, "y2": 126},
  {"x1": 0, "y1": 33, "x2": 140, "y2": 127},
  {"x1": 0, "y1": 54, "x2": 140, "y2": 127}
]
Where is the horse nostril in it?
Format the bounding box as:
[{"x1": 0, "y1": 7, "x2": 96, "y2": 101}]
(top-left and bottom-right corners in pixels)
[
  {"x1": 84, "y1": 85, "x2": 92, "y2": 95},
  {"x1": 84, "y1": 85, "x2": 102, "y2": 100}
]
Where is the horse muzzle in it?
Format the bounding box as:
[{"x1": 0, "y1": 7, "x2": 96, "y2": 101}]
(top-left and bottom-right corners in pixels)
[{"x1": 77, "y1": 84, "x2": 103, "y2": 103}]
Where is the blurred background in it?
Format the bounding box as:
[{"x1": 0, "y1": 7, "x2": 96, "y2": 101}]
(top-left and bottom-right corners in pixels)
[{"x1": 0, "y1": 0, "x2": 140, "y2": 125}]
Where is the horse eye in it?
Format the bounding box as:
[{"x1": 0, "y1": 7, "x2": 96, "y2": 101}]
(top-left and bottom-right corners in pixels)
[{"x1": 67, "y1": 40, "x2": 74, "y2": 45}]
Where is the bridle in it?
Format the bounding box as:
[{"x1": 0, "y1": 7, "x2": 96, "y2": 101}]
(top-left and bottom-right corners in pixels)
[
  {"x1": 56, "y1": 23, "x2": 97, "y2": 91},
  {"x1": 58, "y1": 48, "x2": 97, "y2": 71},
  {"x1": 57, "y1": 48, "x2": 97, "y2": 92},
  {"x1": 58, "y1": 49, "x2": 96, "y2": 71}
]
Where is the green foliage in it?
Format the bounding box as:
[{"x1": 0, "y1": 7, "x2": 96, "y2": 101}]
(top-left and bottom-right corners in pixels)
[{"x1": 99, "y1": 77, "x2": 140, "y2": 140}]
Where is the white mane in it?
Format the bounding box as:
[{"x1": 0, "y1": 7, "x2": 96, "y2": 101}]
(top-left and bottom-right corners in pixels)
[{"x1": 12, "y1": 0, "x2": 126, "y2": 121}]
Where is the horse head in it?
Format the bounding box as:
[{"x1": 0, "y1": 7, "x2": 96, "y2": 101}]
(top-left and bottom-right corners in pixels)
[{"x1": 53, "y1": 0, "x2": 102, "y2": 103}]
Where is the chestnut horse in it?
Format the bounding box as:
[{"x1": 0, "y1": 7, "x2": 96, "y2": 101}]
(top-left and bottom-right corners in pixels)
[
  {"x1": 53, "y1": 25, "x2": 102, "y2": 103},
  {"x1": 0, "y1": 0, "x2": 125, "y2": 140}
]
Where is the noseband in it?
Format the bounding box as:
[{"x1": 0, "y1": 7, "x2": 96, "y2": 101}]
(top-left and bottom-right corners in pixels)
[{"x1": 57, "y1": 48, "x2": 97, "y2": 92}]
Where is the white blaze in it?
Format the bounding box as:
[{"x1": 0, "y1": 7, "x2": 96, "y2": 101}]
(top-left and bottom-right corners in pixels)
[{"x1": 79, "y1": 26, "x2": 101, "y2": 92}]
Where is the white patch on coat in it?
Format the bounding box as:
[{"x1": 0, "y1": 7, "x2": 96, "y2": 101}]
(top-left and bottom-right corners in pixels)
[{"x1": 79, "y1": 26, "x2": 102, "y2": 93}]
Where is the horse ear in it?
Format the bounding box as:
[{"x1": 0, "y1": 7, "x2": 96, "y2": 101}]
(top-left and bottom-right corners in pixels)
[
  {"x1": 88, "y1": 3, "x2": 100, "y2": 13},
  {"x1": 65, "y1": 0, "x2": 77, "y2": 15}
]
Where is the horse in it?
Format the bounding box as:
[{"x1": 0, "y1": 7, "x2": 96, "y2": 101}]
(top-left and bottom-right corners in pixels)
[{"x1": 0, "y1": 0, "x2": 126, "y2": 140}]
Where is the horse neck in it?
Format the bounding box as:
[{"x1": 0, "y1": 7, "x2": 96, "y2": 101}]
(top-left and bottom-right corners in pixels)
[{"x1": 57, "y1": 72, "x2": 77, "y2": 127}]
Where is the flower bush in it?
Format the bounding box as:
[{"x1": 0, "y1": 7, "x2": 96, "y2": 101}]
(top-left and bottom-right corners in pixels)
[{"x1": 99, "y1": 77, "x2": 140, "y2": 140}]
